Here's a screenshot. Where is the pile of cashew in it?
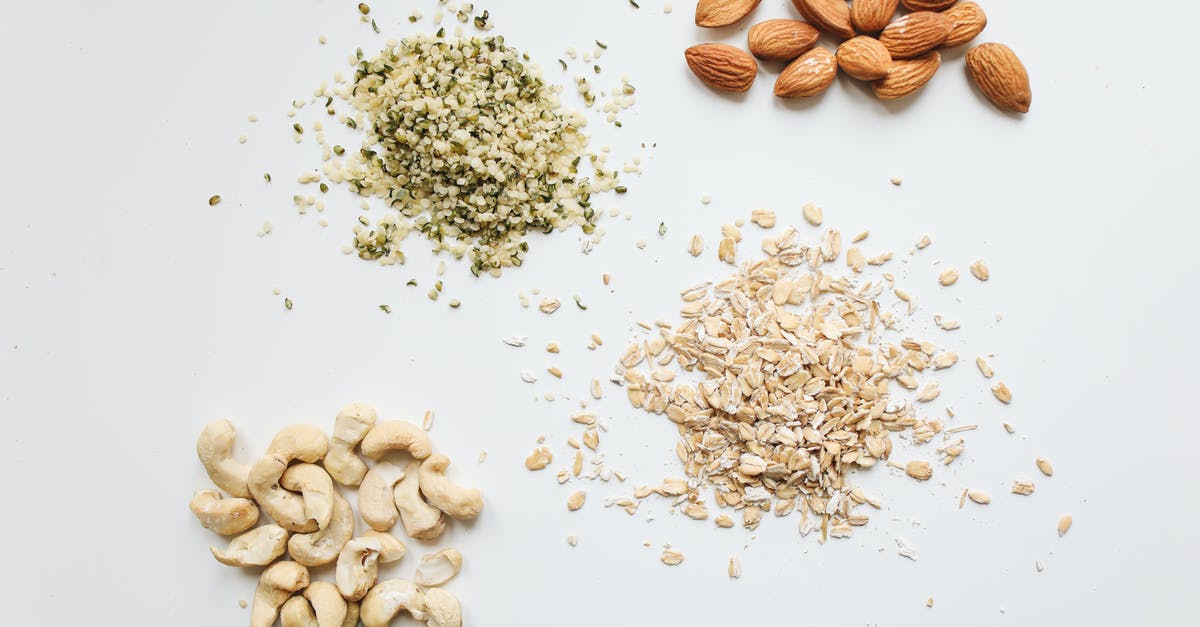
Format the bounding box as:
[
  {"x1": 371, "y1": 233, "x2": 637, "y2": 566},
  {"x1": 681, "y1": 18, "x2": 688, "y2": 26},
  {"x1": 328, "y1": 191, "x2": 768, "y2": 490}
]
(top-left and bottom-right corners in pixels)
[{"x1": 190, "y1": 403, "x2": 478, "y2": 626}]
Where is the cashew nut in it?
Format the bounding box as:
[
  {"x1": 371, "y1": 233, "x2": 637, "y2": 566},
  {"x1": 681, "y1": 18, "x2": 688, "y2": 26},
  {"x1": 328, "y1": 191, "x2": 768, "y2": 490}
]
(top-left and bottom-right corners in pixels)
[
  {"x1": 280, "y1": 463, "x2": 335, "y2": 530},
  {"x1": 280, "y1": 595, "x2": 318, "y2": 627},
  {"x1": 211, "y1": 524, "x2": 288, "y2": 567},
  {"x1": 327, "y1": 402, "x2": 376, "y2": 486},
  {"x1": 360, "y1": 420, "x2": 432, "y2": 461},
  {"x1": 342, "y1": 602, "x2": 359, "y2": 627},
  {"x1": 189, "y1": 489, "x2": 259, "y2": 536},
  {"x1": 248, "y1": 454, "x2": 318, "y2": 533},
  {"x1": 267, "y1": 424, "x2": 329, "y2": 462},
  {"x1": 360, "y1": 579, "x2": 427, "y2": 627},
  {"x1": 414, "y1": 549, "x2": 462, "y2": 587},
  {"x1": 423, "y1": 587, "x2": 462, "y2": 627},
  {"x1": 289, "y1": 491, "x2": 355, "y2": 567},
  {"x1": 251, "y1": 561, "x2": 310, "y2": 627},
  {"x1": 303, "y1": 581, "x2": 348, "y2": 627},
  {"x1": 361, "y1": 530, "x2": 407, "y2": 564},
  {"x1": 394, "y1": 461, "x2": 446, "y2": 540},
  {"x1": 335, "y1": 537, "x2": 381, "y2": 602},
  {"x1": 358, "y1": 462, "x2": 408, "y2": 532},
  {"x1": 196, "y1": 419, "x2": 252, "y2": 498},
  {"x1": 418, "y1": 455, "x2": 483, "y2": 520}
]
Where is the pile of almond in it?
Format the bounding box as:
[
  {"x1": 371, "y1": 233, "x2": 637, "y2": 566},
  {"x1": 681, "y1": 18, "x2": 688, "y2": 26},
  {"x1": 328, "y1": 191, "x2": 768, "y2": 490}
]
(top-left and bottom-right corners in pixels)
[{"x1": 685, "y1": 0, "x2": 1031, "y2": 113}]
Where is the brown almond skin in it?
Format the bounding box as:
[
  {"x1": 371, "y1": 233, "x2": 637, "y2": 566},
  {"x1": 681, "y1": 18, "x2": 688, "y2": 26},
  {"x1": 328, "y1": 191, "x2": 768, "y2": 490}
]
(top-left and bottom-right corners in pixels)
[
  {"x1": 748, "y1": 19, "x2": 820, "y2": 62},
  {"x1": 872, "y1": 51, "x2": 941, "y2": 99},
  {"x1": 850, "y1": 0, "x2": 899, "y2": 34},
  {"x1": 791, "y1": 0, "x2": 855, "y2": 40},
  {"x1": 966, "y1": 43, "x2": 1031, "y2": 113},
  {"x1": 943, "y1": 2, "x2": 987, "y2": 48},
  {"x1": 774, "y1": 47, "x2": 838, "y2": 98},
  {"x1": 696, "y1": 0, "x2": 763, "y2": 28},
  {"x1": 901, "y1": 0, "x2": 957, "y2": 10},
  {"x1": 685, "y1": 43, "x2": 758, "y2": 93},
  {"x1": 837, "y1": 37, "x2": 892, "y2": 81},
  {"x1": 879, "y1": 11, "x2": 952, "y2": 59}
]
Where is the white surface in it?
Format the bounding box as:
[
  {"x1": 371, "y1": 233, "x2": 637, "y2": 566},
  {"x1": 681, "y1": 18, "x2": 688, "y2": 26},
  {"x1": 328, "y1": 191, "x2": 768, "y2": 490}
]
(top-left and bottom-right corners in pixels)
[{"x1": 1, "y1": 1, "x2": 1197, "y2": 625}]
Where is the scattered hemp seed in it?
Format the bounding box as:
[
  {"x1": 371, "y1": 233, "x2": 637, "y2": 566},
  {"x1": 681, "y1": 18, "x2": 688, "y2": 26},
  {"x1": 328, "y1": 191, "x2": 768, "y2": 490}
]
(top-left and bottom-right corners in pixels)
[
  {"x1": 428, "y1": 289, "x2": 439, "y2": 301},
  {"x1": 406, "y1": 279, "x2": 418, "y2": 287},
  {"x1": 573, "y1": 294, "x2": 588, "y2": 310},
  {"x1": 208, "y1": 195, "x2": 222, "y2": 206},
  {"x1": 658, "y1": 222, "x2": 667, "y2": 237},
  {"x1": 318, "y1": 34, "x2": 327, "y2": 45},
  {"x1": 449, "y1": 299, "x2": 461, "y2": 308},
  {"x1": 358, "y1": 3, "x2": 370, "y2": 15},
  {"x1": 370, "y1": 18, "x2": 380, "y2": 34},
  {"x1": 891, "y1": 176, "x2": 903, "y2": 186},
  {"x1": 283, "y1": 298, "x2": 293, "y2": 310},
  {"x1": 629, "y1": 0, "x2": 640, "y2": 8},
  {"x1": 379, "y1": 304, "x2": 392, "y2": 314},
  {"x1": 238, "y1": 600, "x2": 247, "y2": 609},
  {"x1": 664, "y1": 3, "x2": 673, "y2": 13},
  {"x1": 263, "y1": 173, "x2": 272, "y2": 183}
]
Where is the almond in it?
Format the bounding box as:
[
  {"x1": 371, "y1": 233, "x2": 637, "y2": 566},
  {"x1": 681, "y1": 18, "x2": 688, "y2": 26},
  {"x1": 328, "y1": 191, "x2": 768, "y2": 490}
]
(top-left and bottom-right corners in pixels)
[
  {"x1": 774, "y1": 47, "x2": 838, "y2": 98},
  {"x1": 872, "y1": 50, "x2": 940, "y2": 99},
  {"x1": 942, "y1": 2, "x2": 987, "y2": 48},
  {"x1": 696, "y1": 0, "x2": 762, "y2": 28},
  {"x1": 685, "y1": 43, "x2": 758, "y2": 93},
  {"x1": 966, "y1": 43, "x2": 1031, "y2": 113},
  {"x1": 901, "y1": 0, "x2": 956, "y2": 10},
  {"x1": 879, "y1": 11, "x2": 952, "y2": 59},
  {"x1": 748, "y1": 19, "x2": 820, "y2": 62},
  {"x1": 837, "y1": 36, "x2": 892, "y2": 81},
  {"x1": 790, "y1": 0, "x2": 855, "y2": 40},
  {"x1": 850, "y1": 0, "x2": 899, "y2": 34}
]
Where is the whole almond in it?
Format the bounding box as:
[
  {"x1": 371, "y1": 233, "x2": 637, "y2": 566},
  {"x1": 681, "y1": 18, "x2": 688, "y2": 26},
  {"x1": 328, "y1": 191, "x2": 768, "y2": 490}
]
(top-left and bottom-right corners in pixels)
[
  {"x1": 748, "y1": 19, "x2": 820, "y2": 62},
  {"x1": 966, "y1": 43, "x2": 1031, "y2": 113},
  {"x1": 850, "y1": 0, "x2": 899, "y2": 34},
  {"x1": 685, "y1": 43, "x2": 758, "y2": 93},
  {"x1": 791, "y1": 0, "x2": 855, "y2": 40},
  {"x1": 872, "y1": 50, "x2": 940, "y2": 99},
  {"x1": 696, "y1": 0, "x2": 762, "y2": 28},
  {"x1": 901, "y1": 0, "x2": 956, "y2": 10},
  {"x1": 943, "y1": 2, "x2": 987, "y2": 48},
  {"x1": 774, "y1": 47, "x2": 838, "y2": 98},
  {"x1": 837, "y1": 37, "x2": 892, "y2": 81},
  {"x1": 879, "y1": 11, "x2": 952, "y2": 59}
]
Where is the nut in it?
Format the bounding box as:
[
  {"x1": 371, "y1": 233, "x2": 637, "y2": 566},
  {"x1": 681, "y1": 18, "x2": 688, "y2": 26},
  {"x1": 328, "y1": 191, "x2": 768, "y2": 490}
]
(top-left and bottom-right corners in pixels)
[
  {"x1": 326, "y1": 402, "x2": 377, "y2": 486},
  {"x1": 360, "y1": 420, "x2": 432, "y2": 460},
  {"x1": 360, "y1": 580, "x2": 427, "y2": 627},
  {"x1": 684, "y1": 44, "x2": 758, "y2": 93},
  {"x1": 280, "y1": 463, "x2": 335, "y2": 530},
  {"x1": 695, "y1": 0, "x2": 761, "y2": 28},
  {"x1": 837, "y1": 36, "x2": 892, "y2": 81},
  {"x1": 966, "y1": 43, "x2": 1032, "y2": 113},
  {"x1": 901, "y1": 0, "x2": 956, "y2": 10},
  {"x1": 289, "y1": 491, "x2": 355, "y2": 567},
  {"x1": 850, "y1": 0, "x2": 899, "y2": 34},
  {"x1": 266, "y1": 424, "x2": 329, "y2": 463},
  {"x1": 872, "y1": 51, "x2": 941, "y2": 100},
  {"x1": 361, "y1": 529, "x2": 407, "y2": 563},
  {"x1": 747, "y1": 19, "x2": 819, "y2": 62},
  {"x1": 394, "y1": 461, "x2": 447, "y2": 540},
  {"x1": 424, "y1": 588, "x2": 462, "y2": 627},
  {"x1": 303, "y1": 581, "x2": 349, "y2": 627},
  {"x1": 211, "y1": 524, "x2": 289, "y2": 567},
  {"x1": 942, "y1": 2, "x2": 987, "y2": 48},
  {"x1": 248, "y1": 454, "x2": 318, "y2": 533},
  {"x1": 774, "y1": 47, "x2": 838, "y2": 98},
  {"x1": 879, "y1": 12, "x2": 952, "y2": 59},
  {"x1": 414, "y1": 548, "x2": 464, "y2": 587},
  {"x1": 190, "y1": 489, "x2": 260, "y2": 536},
  {"x1": 336, "y1": 537, "x2": 382, "y2": 602},
  {"x1": 790, "y1": 0, "x2": 854, "y2": 40},
  {"x1": 251, "y1": 561, "x2": 310, "y2": 627},
  {"x1": 280, "y1": 596, "x2": 317, "y2": 627},
  {"x1": 419, "y1": 454, "x2": 483, "y2": 520},
  {"x1": 359, "y1": 461, "x2": 408, "y2": 531},
  {"x1": 196, "y1": 419, "x2": 252, "y2": 498}
]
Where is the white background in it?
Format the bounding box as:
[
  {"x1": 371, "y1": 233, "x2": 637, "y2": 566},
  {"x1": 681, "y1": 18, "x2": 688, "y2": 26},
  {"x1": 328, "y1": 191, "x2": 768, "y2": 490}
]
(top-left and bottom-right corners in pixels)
[{"x1": 1, "y1": 1, "x2": 1197, "y2": 625}]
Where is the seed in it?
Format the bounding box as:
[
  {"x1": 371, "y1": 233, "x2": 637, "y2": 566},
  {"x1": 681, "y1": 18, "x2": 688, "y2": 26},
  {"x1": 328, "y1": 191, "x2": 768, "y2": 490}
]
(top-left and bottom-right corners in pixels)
[
  {"x1": 802, "y1": 202, "x2": 823, "y2": 226},
  {"x1": 567, "y1": 491, "x2": 586, "y2": 511},
  {"x1": 906, "y1": 461, "x2": 933, "y2": 481},
  {"x1": 283, "y1": 298, "x2": 293, "y2": 310},
  {"x1": 967, "y1": 490, "x2": 991, "y2": 504},
  {"x1": 992, "y1": 382, "x2": 1013, "y2": 404},
  {"x1": 208, "y1": 195, "x2": 222, "y2": 206},
  {"x1": 1036, "y1": 457, "x2": 1054, "y2": 477},
  {"x1": 1057, "y1": 514, "x2": 1072, "y2": 536},
  {"x1": 970, "y1": 259, "x2": 990, "y2": 281},
  {"x1": 938, "y1": 268, "x2": 960, "y2": 286}
]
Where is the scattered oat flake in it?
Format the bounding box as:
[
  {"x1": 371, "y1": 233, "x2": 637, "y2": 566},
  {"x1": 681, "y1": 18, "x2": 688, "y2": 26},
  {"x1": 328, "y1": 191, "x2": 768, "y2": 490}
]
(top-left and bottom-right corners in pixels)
[
  {"x1": 717, "y1": 237, "x2": 736, "y2": 264},
  {"x1": 915, "y1": 382, "x2": 941, "y2": 402},
  {"x1": 1035, "y1": 561, "x2": 1044, "y2": 572},
  {"x1": 1003, "y1": 422, "x2": 1015, "y2": 434},
  {"x1": 502, "y1": 336, "x2": 527, "y2": 347},
  {"x1": 1036, "y1": 457, "x2": 1054, "y2": 477},
  {"x1": 547, "y1": 366, "x2": 563, "y2": 378},
  {"x1": 539, "y1": 297, "x2": 561, "y2": 314},
  {"x1": 802, "y1": 202, "x2": 823, "y2": 226},
  {"x1": 566, "y1": 491, "x2": 586, "y2": 511},
  {"x1": 421, "y1": 410, "x2": 434, "y2": 431},
  {"x1": 938, "y1": 268, "x2": 959, "y2": 286},
  {"x1": 519, "y1": 370, "x2": 537, "y2": 384},
  {"x1": 970, "y1": 259, "x2": 990, "y2": 281},
  {"x1": 976, "y1": 357, "x2": 994, "y2": 377},
  {"x1": 1012, "y1": 479, "x2": 1035, "y2": 495},
  {"x1": 524, "y1": 447, "x2": 553, "y2": 470},
  {"x1": 566, "y1": 534, "x2": 578, "y2": 547},
  {"x1": 660, "y1": 549, "x2": 685, "y2": 565},
  {"x1": 852, "y1": 230, "x2": 869, "y2": 243},
  {"x1": 926, "y1": 598, "x2": 934, "y2": 608},
  {"x1": 1057, "y1": 515, "x2": 1073, "y2": 536},
  {"x1": 992, "y1": 382, "x2": 1013, "y2": 404},
  {"x1": 687, "y1": 234, "x2": 704, "y2": 257},
  {"x1": 477, "y1": 449, "x2": 487, "y2": 463},
  {"x1": 906, "y1": 461, "x2": 933, "y2": 481},
  {"x1": 895, "y1": 536, "x2": 918, "y2": 560},
  {"x1": 727, "y1": 555, "x2": 742, "y2": 579},
  {"x1": 891, "y1": 176, "x2": 903, "y2": 186},
  {"x1": 750, "y1": 208, "x2": 776, "y2": 228},
  {"x1": 916, "y1": 234, "x2": 931, "y2": 249},
  {"x1": 967, "y1": 490, "x2": 991, "y2": 505}
]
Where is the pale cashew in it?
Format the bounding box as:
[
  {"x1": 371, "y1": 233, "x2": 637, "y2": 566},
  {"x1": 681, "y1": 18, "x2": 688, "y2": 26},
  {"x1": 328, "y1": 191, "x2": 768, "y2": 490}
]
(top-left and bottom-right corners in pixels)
[
  {"x1": 361, "y1": 530, "x2": 407, "y2": 564},
  {"x1": 196, "y1": 419, "x2": 252, "y2": 498},
  {"x1": 189, "y1": 490, "x2": 259, "y2": 536},
  {"x1": 358, "y1": 462, "x2": 407, "y2": 532},
  {"x1": 418, "y1": 455, "x2": 483, "y2": 520},
  {"x1": 327, "y1": 402, "x2": 377, "y2": 486},
  {"x1": 303, "y1": 582, "x2": 348, "y2": 627},
  {"x1": 289, "y1": 491, "x2": 355, "y2": 567},
  {"x1": 249, "y1": 454, "x2": 317, "y2": 533},
  {"x1": 251, "y1": 561, "x2": 310, "y2": 627},
  {"x1": 360, "y1": 421, "x2": 432, "y2": 461},
  {"x1": 267, "y1": 424, "x2": 330, "y2": 462},
  {"x1": 342, "y1": 602, "x2": 359, "y2": 627},
  {"x1": 280, "y1": 463, "x2": 335, "y2": 530},
  {"x1": 360, "y1": 580, "x2": 427, "y2": 627},
  {"x1": 280, "y1": 595, "x2": 318, "y2": 627},
  {"x1": 414, "y1": 549, "x2": 462, "y2": 587},
  {"x1": 335, "y1": 537, "x2": 381, "y2": 602},
  {"x1": 423, "y1": 587, "x2": 462, "y2": 627},
  {"x1": 394, "y1": 461, "x2": 446, "y2": 540},
  {"x1": 210, "y1": 524, "x2": 288, "y2": 567}
]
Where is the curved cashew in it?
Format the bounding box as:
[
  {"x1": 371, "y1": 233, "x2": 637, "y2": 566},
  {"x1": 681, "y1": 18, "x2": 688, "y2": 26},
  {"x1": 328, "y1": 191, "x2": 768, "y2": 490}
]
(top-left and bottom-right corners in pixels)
[
  {"x1": 359, "y1": 462, "x2": 408, "y2": 531},
  {"x1": 267, "y1": 424, "x2": 329, "y2": 463},
  {"x1": 361, "y1": 530, "x2": 407, "y2": 564},
  {"x1": 289, "y1": 491, "x2": 355, "y2": 567},
  {"x1": 249, "y1": 454, "x2": 318, "y2": 533},
  {"x1": 360, "y1": 421, "x2": 432, "y2": 461},
  {"x1": 394, "y1": 461, "x2": 446, "y2": 540},
  {"x1": 342, "y1": 602, "x2": 359, "y2": 627},
  {"x1": 280, "y1": 595, "x2": 318, "y2": 627},
  {"x1": 281, "y1": 463, "x2": 335, "y2": 530},
  {"x1": 327, "y1": 403, "x2": 377, "y2": 486},
  {"x1": 360, "y1": 579, "x2": 427, "y2": 627},
  {"x1": 196, "y1": 419, "x2": 252, "y2": 498},
  {"x1": 418, "y1": 455, "x2": 483, "y2": 520},
  {"x1": 211, "y1": 524, "x2": 288, "y2": 567},
  {"x1": 251, "y1": 561, "x2": 310, "y2": 627},
  {"x1": 414, "y1": 549, "x2": 462, "y2": 587},
  {"x1": 303, "y1": 581, "x2": 348, "y2": 627},
  {"x1": 190, "y1": 489, "x2": 259, "y2": 536},
  {"x1": 335, "y1": 537, "x2": 381, "y2": 602},
  {"x1": 424, "y1": 587, "x2": 462, "y2": 627}
]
